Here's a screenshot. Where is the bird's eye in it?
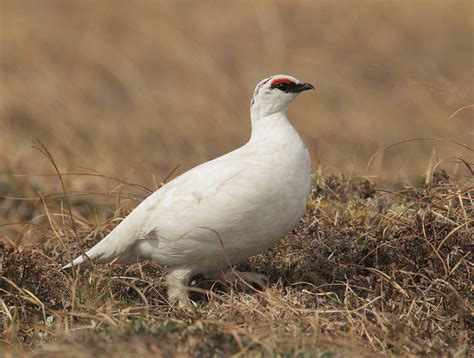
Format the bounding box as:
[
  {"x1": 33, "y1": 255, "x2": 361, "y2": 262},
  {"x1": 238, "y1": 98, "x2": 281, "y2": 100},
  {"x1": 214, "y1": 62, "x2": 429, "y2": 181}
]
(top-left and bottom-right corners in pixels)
[{"x1": 277, "y1": 83, "x2": 289, "y2": 92}]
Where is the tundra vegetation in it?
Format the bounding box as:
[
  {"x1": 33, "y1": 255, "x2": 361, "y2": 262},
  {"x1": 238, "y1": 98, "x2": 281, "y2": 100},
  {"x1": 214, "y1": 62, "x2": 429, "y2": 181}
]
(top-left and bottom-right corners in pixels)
[{"x1": 1, "y1": 169, "x2": 472, "y2": 356}]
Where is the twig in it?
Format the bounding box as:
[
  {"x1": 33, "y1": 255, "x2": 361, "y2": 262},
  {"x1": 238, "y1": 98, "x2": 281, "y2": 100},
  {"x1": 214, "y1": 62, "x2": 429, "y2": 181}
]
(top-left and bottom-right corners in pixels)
[{"x1": 32, "y1": 139, "x2": 78, "y2": 236}]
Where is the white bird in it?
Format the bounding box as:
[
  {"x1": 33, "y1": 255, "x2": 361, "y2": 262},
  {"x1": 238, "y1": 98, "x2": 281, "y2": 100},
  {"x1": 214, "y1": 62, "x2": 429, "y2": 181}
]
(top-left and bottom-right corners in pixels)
[{"x1": 63, "y1": 74, "x2": 314, "y2": 304}]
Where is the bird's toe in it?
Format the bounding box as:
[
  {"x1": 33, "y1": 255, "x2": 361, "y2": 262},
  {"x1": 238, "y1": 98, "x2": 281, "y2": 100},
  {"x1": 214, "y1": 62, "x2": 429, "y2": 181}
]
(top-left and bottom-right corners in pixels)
[{"x1": 224, "y1": 271, "x2": 269, "y2": 289}]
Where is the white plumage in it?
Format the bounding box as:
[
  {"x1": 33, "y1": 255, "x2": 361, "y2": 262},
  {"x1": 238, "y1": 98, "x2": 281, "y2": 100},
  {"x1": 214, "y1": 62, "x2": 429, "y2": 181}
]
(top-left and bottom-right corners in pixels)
[{"x1": 63, "y1": 74, "x2": 314, "y2": 304}]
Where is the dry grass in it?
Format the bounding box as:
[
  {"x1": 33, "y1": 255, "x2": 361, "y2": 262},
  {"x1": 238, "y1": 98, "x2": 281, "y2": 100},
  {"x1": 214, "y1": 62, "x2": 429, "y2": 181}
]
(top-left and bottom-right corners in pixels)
[
  {"x1": 0, "y1": 171, "x2": 472, "y2": 356},
  {"x1": 1, "y1": 0, "x2": 473, "y2": 356}
]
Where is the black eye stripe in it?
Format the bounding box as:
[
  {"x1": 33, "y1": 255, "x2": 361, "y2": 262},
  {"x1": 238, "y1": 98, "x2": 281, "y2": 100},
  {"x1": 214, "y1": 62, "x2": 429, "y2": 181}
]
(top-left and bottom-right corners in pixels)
[
  {"x1": 272, "y1": 82, "x2": 291, "y2": 93},
  {"x1": 270, "y1": 79, "x2": 296, "y2": 93}
]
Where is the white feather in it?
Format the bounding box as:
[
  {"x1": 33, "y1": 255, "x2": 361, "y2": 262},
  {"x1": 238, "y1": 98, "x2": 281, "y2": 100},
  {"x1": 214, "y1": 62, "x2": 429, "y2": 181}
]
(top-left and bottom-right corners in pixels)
[{"x1": 63, "y1": 74, "x2": 314, "y2": 302}]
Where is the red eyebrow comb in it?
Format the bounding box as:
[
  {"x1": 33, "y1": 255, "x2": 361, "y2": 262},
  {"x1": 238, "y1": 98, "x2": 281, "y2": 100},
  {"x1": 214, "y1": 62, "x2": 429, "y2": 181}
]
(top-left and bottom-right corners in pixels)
[{"x1": 271, "y1": 78, "x2": 294, "y2": 86}]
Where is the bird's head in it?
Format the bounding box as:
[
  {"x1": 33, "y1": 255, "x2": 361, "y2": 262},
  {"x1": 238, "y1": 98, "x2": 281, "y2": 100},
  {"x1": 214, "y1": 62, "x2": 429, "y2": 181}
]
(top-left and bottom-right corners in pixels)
[{"x1": 250, "y1": 74, "x2": 314, "y2": 119}]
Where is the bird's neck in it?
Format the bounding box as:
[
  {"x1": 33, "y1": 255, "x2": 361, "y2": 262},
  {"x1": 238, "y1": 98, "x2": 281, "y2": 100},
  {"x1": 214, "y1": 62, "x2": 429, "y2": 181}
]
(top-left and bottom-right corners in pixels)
[{"x1": 249, "y1": 111, "x2": 299, "y2": 145}]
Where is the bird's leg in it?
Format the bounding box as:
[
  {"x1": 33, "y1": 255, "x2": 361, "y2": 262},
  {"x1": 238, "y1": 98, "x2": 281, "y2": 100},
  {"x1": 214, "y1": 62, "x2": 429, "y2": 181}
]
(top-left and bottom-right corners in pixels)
[
  {"x1": 224, "y1": 271, "x2": 269, "y2": 288},
  {"x1": 166, "y1": 268, "x2": 194, "y2": 307},
  {"x1": 208, "y1": 269, "x2": 269, "y2": 288}
]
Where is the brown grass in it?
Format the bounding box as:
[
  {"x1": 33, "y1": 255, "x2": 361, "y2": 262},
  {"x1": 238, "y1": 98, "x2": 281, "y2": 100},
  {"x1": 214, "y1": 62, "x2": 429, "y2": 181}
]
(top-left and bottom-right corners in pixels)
[{"x1": 0, "y1": 172, "x2": 472, "y2": 356}]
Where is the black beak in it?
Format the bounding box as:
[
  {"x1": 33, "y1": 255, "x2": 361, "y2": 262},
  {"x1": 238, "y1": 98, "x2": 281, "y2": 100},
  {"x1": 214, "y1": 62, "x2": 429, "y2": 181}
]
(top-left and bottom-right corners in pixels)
[{"x1": 289, "y1": 82, "x2": 315, "y2": 93}]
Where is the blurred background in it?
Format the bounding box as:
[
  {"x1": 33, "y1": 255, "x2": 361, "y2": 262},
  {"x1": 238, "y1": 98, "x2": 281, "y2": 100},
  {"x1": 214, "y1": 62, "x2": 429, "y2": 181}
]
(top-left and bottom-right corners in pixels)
[{"x1": 0, "y1": 0, "x2": 473, "y2": 192}]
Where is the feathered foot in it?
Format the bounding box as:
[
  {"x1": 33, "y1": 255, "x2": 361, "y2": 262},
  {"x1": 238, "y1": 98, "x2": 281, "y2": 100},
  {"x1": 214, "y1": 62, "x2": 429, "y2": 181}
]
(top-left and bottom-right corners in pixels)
[
  {"x1": 166, "y1": 268, "x2": 194, "y2": 307},
  {"x1": 204, "y1": 270, "x2": 269, "y2": 288},
  {"x1": 223, "y1": 271, "x2": 269, "y2": 288}
]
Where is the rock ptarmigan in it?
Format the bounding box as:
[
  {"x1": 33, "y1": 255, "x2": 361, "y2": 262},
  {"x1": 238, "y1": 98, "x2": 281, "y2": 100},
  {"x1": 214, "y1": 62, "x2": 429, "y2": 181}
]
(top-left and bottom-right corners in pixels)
[{"x1": 63, "y1": 74, "x2": 314, "y2": 304}]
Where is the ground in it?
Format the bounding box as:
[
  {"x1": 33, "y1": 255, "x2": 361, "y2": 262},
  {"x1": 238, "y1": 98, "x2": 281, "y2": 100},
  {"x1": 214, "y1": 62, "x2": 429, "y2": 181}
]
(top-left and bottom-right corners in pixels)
[{"x1": 1, "y1": 173, "x2": 472, "y2": 357}]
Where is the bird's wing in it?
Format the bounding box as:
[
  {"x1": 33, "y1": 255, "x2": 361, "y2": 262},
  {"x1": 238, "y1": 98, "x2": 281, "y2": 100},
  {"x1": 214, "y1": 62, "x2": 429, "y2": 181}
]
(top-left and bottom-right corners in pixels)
[
  {"x1": 63, "y1": 150, "x2": 260, "y2": 267},
  {"x1": 137, "y1": 152, "x2": 282, "y2": 266}
]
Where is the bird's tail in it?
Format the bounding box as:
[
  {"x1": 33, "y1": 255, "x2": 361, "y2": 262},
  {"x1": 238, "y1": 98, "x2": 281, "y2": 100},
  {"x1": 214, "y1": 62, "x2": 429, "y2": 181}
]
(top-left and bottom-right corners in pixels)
[
  {"x1": 62, "y1": 249, "x2": 100, "y2": 269},
  {"x1": 62, "y1": 224, "x2": 133, "y2": 269},
  {"x1": 62, "y1": 237, "x2": 112, "y2": 269}
]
